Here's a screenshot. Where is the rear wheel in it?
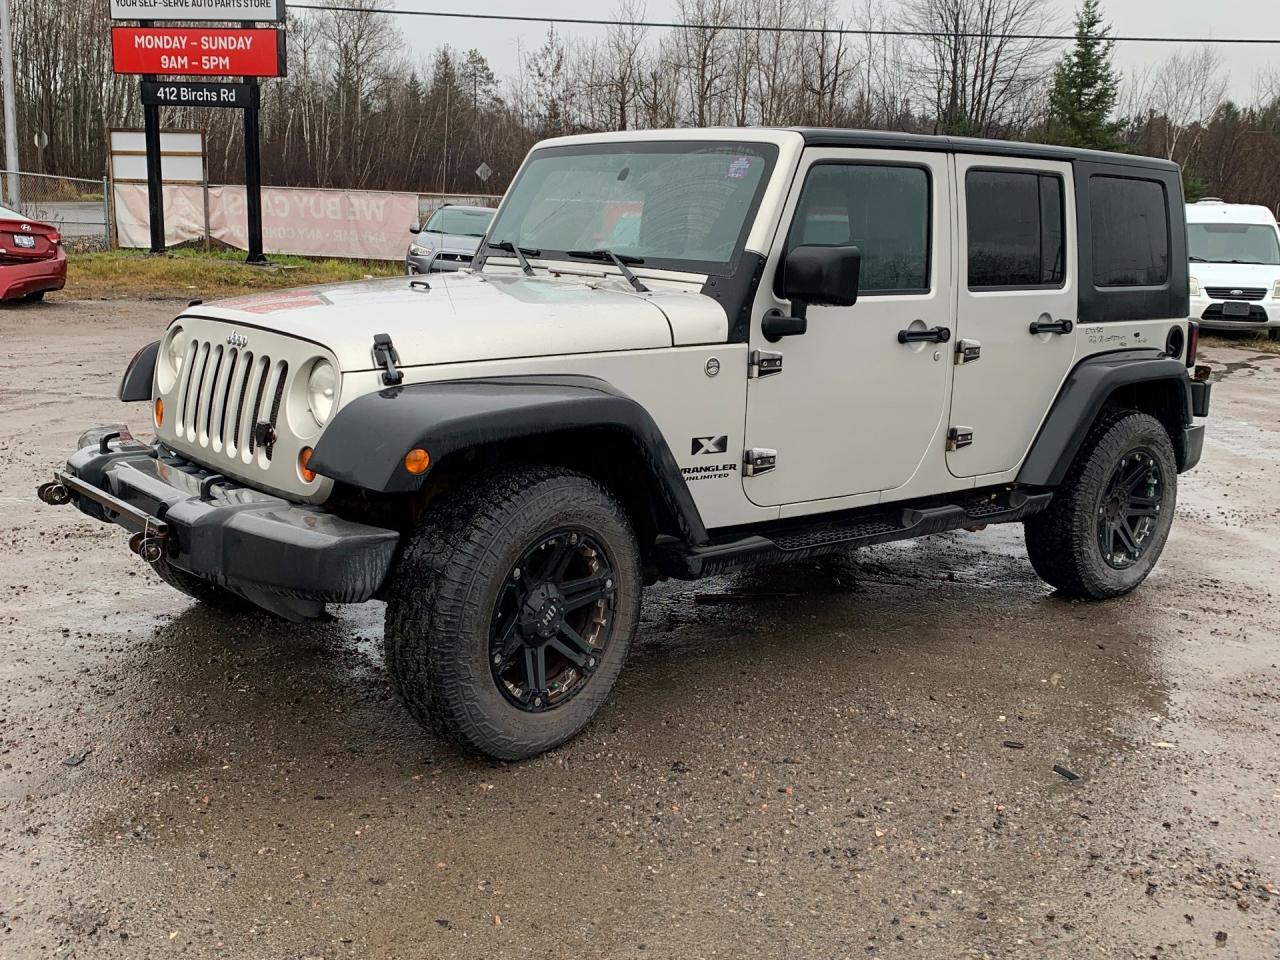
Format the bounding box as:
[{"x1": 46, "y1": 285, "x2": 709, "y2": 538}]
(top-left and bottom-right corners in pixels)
[
  {"x1": 23, "y1": 290, "x2": 45, "y2": 302},
  {"x1": 1269, "y1": 328, "x2": 1280, "y2": 342},
  {"x1": 152, "y1": 559, "x2": 255, "y2": 612},
  {"x1": 384, "y1": 466, "x2": 641, "y2": 760},
  {"x1": 1025, "y1": 411, "x2": 1177, "y2": 599}
]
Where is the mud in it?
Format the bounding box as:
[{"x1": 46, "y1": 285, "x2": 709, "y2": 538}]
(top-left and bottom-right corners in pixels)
[{"x1": 1, "y1": 298, "x2": 1279, "y2": 959}]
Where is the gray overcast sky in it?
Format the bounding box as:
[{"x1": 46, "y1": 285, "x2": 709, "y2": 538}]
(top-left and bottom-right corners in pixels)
[{"x1": 362, "y1": 0, "x2": 1278, "y2": 102}]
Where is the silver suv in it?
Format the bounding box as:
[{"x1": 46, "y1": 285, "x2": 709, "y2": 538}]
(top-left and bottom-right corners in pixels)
[
  {"x1": 406, "y1": 204, "x2": 494, "y2": 274},
  {"x1": 41, "y1": 128, "x2": 1212, "y2": 761}
]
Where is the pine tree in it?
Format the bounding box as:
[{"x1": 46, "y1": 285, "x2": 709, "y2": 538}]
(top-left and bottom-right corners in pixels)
[{"x1": 1047, "y1": 0, "x2": 1124, "y2": 150}]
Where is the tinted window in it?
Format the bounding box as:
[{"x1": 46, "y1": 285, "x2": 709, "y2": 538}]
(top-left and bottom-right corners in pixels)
[
  {"x1": 967, "y1": 170, "x2": 1065, "y2": 288},
  {"x1": 786, "y1": 163, "x2": 930, "y2": 293},
  {"x1": 1091, "y1": 177, "x2": 1169, "y2": 286}
]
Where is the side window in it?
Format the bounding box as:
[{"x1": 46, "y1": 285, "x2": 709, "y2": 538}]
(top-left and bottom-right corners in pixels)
[
  {"x1": 966, "y1": 169, "x2": 1065, "y2": 289},
  {"x1": 786, "y1": 163, "x2": 930, "y2": 294},
  {"x1": 1090, "y1": 176, "x2": 1169, "y2": 287}
]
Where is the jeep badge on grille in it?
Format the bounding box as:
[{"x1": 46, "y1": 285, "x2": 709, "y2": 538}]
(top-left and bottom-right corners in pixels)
[{"x1": 226, "y1": 332, "x2": 249, "y2": 348}]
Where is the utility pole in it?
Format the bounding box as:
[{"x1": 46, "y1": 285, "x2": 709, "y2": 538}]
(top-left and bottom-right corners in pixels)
[{"x1": 0, "y1": 0, "x2": 20, "y2": 207}]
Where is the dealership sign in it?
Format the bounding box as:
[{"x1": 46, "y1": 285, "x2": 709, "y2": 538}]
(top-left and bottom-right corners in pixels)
[
  {"x1": 112, "y1": 27, "x2": 286, "y2": 77},
  {"x1": 109, "y1": 0, "x2": 285, "y2": 21}
]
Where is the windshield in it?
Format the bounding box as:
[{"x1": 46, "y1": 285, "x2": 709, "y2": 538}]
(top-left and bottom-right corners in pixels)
[
  {"x1": 0, "y1": 204, "x2": 27, "y2": 221},
  {"x1": 487, "y1": 141, "x2": 779, "y2": 275},
  {"x1": 425, "y1": 206, "x2": 494, "y2": 237},
  {"x1": 1187, "y1": 222, "x2": 1280, "y2": 265}
]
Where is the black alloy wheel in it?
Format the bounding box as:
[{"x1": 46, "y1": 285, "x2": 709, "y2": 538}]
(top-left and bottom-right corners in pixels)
[
  {"x1": 489, "y1": 529, "x2": 618, "y2": 712},
  {"x1": 1096, "y1": 448, "x2": 1165, "y2": 570}
]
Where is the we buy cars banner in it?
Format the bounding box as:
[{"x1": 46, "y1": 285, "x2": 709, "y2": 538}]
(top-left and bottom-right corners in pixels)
[{"x1": 112, "y1": 27, "x2": 286, "y2": 77}]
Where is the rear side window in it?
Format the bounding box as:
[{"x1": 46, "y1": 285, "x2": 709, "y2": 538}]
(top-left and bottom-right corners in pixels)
[
  {"x1": 966, "y1": 170, "x2": 1065, "y2": 289},
  {"x1": 786, "y1": 163, "x2": 931, "y2": 294},
  {"x1": 1090, "y1": 176, "x2": 1169, "y2": 286}
]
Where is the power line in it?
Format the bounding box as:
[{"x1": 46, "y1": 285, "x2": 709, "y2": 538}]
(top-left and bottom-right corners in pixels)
[{"x1": 284, "y1": 2, "x2": 1280, "y2": 46}]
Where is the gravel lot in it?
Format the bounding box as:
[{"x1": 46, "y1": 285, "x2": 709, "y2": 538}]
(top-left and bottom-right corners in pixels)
[{"x1": 2, "y1": 297, "x2": 1278, "y2": 959}]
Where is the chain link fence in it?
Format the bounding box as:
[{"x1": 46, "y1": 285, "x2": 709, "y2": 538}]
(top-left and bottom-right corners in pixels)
[{"x1": 1, "y1": 171, "x2": 112, "y2": 252}]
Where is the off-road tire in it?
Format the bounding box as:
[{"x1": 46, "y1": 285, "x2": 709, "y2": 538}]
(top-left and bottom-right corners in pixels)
[
  {"x1": 1024, "y1": 411, "x2": 1177, "y2": 599},
  {"x1": 384, "y1": 466, "x2": 642, "y2": 760},
  {"x1": 152, "y1": 559, "x2": 255, "y2": 612}
]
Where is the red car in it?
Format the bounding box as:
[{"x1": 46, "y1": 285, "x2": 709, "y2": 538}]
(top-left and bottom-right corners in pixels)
[{"x1": 0, "y1": 204, "x2": 66, "y2": 302}]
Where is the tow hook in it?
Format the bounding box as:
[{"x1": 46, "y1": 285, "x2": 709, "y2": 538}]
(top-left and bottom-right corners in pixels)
[
  {"x1": 37, "y1": 479, "x2": 71, "y2": 506},
  {"x1": 128, "y1": 529, "x2": 165, "y2": 564}
]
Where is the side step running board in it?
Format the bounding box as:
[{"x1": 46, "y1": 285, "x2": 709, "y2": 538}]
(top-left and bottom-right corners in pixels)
[{"x1": 659, "y1": 489, "x2": 1053, "y2": 580}]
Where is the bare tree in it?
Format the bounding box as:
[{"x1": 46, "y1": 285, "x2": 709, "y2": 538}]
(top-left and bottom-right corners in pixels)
[{"x1": 898, "y1": 0, "x2": 1060, "y2": 136}]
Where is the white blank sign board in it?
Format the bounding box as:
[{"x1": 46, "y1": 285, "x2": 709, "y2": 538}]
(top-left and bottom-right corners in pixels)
[{"x1": 110, "y1": 129, "x2": 205, "y2": 183}]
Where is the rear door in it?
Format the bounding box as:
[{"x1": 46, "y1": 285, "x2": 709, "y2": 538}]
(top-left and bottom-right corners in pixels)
[{"x1": 948, "y1": 156, "x2": 1078, "y2": 478}]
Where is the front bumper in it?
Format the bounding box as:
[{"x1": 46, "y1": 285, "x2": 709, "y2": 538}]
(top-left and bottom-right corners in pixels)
[
  {"x1": 41, "y1": 428, "x2": 399, "y2": 620},
  {"x1": 1192, "y1": 296, "x2": 1279, "y2": 330},
  {"x1": 406, "y1": 251, "x2": 471, "y2": 274}
]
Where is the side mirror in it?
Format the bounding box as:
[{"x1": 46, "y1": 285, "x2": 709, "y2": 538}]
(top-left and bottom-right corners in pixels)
[
  {"x1": 409, "y1": 221, "x2": 421, "y2": 235},
  {"x1": 764, "y1": 244, "x2": 861, "y2": 342}
]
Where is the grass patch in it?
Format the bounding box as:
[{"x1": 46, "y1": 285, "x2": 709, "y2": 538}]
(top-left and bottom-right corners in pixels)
[
  {"x1": 59, "y1": 248, "x2": 403, "y2": 300},
  {"x1": 1202, "y1": 332, "x2": 1280, "y2": 356}
]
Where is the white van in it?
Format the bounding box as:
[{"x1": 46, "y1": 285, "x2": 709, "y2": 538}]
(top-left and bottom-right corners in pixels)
[{"x1": 1187, "y1": 199, "x2": 1280, "y2": 340}]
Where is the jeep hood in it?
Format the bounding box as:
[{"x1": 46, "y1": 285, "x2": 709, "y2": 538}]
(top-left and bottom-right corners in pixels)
[{"x1": 189, "y1": 272, "x2": 726, "y2": 371}]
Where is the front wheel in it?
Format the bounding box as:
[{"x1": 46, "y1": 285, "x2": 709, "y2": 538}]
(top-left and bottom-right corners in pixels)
[
  {"x1": 1025, "y1": 411, "x2": 1178, "y2": 599},
  {"x1": 384, "y1": 466, "x2": 642, "y2": 760}
]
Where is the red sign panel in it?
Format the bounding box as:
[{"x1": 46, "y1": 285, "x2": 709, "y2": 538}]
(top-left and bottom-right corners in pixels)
[{"x1": 112, "y1": 27, "x2": 285, "y2": 78}]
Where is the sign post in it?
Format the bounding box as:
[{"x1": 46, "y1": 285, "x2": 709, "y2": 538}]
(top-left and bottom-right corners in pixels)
[
  {"x1": 243, "y1": 76, "x2": 265, "y2": 263},
  {"x1": 110, "y1": 2, "x2": 284, "y2": 262}
]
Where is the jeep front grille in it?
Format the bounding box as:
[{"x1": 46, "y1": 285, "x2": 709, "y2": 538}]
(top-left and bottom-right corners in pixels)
[{"x1": 172, "y1": 338, "x2": 289, "y2": 467}]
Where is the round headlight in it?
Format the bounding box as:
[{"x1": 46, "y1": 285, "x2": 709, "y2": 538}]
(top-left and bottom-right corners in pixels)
[
  {"x1": 164, "y1": 327, "x2": 185, "y2": 376},
  {"x1": 306, "y1": 359, "x2": 337, "y2": 426},
  {"x1": 156, "y1": 326, "x2": 185, "y2": 392}
]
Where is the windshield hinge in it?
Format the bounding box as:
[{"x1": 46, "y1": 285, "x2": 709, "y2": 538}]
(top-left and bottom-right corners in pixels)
[
  {"x1": 748, "y1": 349, "x2": 783, "y2": 379},
  {"x1": 372, "y1": 333, "x2": 403, "y2": 386}
]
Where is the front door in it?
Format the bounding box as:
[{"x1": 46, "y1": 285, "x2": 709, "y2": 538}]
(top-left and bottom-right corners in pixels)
[
  {"x1": 744, "y1": 149, "x2": 953, "y2": 507},
  {"x1": 948, "y1": 156, "x2": 1079, "y2": 478}
]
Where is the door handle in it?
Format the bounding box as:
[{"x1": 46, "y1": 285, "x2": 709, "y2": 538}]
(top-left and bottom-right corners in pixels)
[
  {"x1": 1029, "y1": 318, "x2": 1074, "y2": 335},
  {"x1": 897, "y1": 326, "x2": 951, "y2": 344}
]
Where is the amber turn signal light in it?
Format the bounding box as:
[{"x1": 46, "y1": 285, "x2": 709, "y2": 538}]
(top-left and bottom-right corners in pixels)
[
  {"x1": 299, "y1": 446, "x2": 317, "y2": 482},
  {"x1": 153, "y1": 397, "x2": 164, "y2": 427},
  {"x1": 403, "y1": 448, "x2": 430, "y2": 475}
]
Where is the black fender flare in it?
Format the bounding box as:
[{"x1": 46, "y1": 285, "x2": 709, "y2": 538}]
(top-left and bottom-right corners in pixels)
[
  {"x1": 1018, "y1": 350, "x2": 1194, "y2": 487},
  {"x1": 310, "y1": 375, "x2": 709, "y2": 544},
  {"x1": 119, "y1": 340, "x2": 159, "y2": 402}
]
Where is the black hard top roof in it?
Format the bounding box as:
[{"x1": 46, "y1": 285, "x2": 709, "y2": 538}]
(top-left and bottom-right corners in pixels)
[{"x1": 790, "y1": 128, "x2": 1180, "y2": 172}]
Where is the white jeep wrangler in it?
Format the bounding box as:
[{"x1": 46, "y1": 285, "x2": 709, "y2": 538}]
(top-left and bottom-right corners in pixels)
[{"x1": 41, "y1": 129, "x2": 1212, "y2": 759}]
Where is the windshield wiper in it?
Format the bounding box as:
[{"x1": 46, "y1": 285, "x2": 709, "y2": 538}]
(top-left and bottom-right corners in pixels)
[
  {"x1": 1189, "y1": 255, "x2": 1209, "y2": 262},
  {"x1": 566, "y1": 249, "x2": 649, "y2": 293},
  {"x1": 483, "y1": 240, "x2": 541, "y2": 276}
]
